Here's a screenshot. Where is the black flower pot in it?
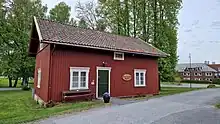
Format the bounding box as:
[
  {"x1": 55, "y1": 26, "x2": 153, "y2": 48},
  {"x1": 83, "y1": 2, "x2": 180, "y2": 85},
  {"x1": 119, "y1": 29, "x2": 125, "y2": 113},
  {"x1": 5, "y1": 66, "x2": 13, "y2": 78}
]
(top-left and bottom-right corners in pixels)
[{"x1": 103, "y1": 92, "x2": 110, "y2": 103}]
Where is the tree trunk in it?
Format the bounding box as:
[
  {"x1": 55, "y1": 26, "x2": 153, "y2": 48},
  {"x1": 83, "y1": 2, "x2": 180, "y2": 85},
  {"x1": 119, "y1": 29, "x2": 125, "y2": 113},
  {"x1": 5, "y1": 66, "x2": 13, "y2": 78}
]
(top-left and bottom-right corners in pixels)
[
  {"x1": 22, "y1": 76, "x2": 29, "y2": 86},
  {"x1": 153, "y1": 0, "x2": 157, "y2": 45},
  {"x1": 142, "y1": 0, "x2": 147, "y2": 42},
  {"x1": 13, "y1": 77, "x2": 18, "y2": 87},
  {"x1": 117, "y1": 0, "x2": 121, "y2": 35},
  {"x1": 8, "y1": 76, "x2": 12, "y2": 87},
  {"x1": 125, "y1": 0, "x2": 129, "y2": 36},
  {"x1": 132, "y1": 0, "x2": 136, "y2": 37},
  {"x1": 146, "y1": 0, "x2": 150, "y2": 43}
]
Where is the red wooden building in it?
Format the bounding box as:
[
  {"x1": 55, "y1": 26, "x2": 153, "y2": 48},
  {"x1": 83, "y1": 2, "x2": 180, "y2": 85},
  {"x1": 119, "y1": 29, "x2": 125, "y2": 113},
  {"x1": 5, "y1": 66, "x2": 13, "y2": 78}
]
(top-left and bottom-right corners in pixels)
[{"x1": 28, "y1": 17, "x2": 167, "y2": 104}]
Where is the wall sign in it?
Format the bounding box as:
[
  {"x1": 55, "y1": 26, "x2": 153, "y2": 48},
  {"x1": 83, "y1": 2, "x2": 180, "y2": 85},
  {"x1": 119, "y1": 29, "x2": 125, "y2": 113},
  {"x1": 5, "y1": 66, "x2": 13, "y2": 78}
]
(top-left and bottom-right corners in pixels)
[{"x1": 122, "y1": 74, "x2": 132, "y2": 81}]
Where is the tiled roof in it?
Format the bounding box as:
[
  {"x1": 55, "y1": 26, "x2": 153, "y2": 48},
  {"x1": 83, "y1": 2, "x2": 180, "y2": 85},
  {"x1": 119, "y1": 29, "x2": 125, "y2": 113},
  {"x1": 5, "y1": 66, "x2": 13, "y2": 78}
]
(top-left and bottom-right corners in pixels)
[
  {"x1": 176, "y1": 63, "x2": 217, "y2": 72},
  {"x1": 35, "y1": 18, "x2": 167, "y2": 57}
]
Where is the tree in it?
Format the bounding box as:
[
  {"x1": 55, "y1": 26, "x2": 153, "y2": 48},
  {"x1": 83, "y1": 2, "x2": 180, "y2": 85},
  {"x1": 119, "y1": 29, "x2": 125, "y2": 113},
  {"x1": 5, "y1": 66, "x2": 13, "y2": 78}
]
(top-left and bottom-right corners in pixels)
[
  {"x1": 75, "y1": 1, "x2": 107, "y2": 31},
  {"x1": 97, "y1": 0, "x2": 182, "y2": 81},
  {"x1": 0, "y1": 0, "x2": 47, "y2": 87},
  {"x1": 49, "y1": 2, "x2": 71, "y2": 23},
  {"x1": 78, "y1": 19, "x2": 88, "y2": 29}
]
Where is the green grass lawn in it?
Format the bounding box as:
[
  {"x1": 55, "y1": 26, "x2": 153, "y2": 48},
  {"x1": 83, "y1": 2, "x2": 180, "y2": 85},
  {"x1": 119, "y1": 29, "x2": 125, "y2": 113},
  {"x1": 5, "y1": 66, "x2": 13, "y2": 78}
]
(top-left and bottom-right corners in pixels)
[
  {"x1": 0, "y1": 78, "x2": 34, "y2": 88},
  {"x1": 0, "y1": 90, "x2": 104, "y2": 124},
  {"x1": 122, "y1": 87, "x2": 203, "y2": 100},
  {"x1": 158, "y1": 87, "x2": 203, "y2": 97},
  {"x1": 161, "y1": 82, "x2": 181, "y2": 85}
]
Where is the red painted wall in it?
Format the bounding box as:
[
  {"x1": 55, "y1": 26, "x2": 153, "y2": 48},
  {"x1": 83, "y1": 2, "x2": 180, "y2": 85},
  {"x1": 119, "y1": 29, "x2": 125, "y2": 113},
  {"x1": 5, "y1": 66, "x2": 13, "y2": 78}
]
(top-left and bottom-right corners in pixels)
[
  {"x1": 34, "y1": 43, "x2": 51, "y2": 102},
  {"x1": 50, "y1": 45, "x2": 159, "y2": 102}
]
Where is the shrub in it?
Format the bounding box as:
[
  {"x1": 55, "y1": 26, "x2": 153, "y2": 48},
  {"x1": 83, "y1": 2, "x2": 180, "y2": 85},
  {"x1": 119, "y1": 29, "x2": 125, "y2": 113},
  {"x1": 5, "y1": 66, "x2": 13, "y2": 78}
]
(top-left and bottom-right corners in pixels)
[
  {"x1": 212, "y1": 79, "x2": 220, "y2": 84},
  {"x1": 22, "y1": 85, "x2": 31, "y2": 91},
  {"x1": 180, "y1": 80, "x2": 211, "y2": 84},
  {"x1": 207, "y1": 84, "x2": 216, "y2": 88}
]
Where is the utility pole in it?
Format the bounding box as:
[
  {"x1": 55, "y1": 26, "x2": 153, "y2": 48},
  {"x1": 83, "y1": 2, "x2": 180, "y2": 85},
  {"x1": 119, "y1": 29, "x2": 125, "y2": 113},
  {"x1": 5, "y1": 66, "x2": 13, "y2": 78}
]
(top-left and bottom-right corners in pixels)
[{"x1": 189, "y1": 53, "x2": 192, "y2": 88}]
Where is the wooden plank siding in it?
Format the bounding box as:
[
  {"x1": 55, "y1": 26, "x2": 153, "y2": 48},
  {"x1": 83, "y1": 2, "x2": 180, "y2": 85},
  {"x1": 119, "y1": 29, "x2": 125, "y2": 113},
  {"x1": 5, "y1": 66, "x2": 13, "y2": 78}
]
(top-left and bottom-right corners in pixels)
[
  {"x1": 34, "y1": 44, "x2": 51, "y2": 102},
  {"x1": 49, "y1": 45, "x2": 159, "y2": 102}
]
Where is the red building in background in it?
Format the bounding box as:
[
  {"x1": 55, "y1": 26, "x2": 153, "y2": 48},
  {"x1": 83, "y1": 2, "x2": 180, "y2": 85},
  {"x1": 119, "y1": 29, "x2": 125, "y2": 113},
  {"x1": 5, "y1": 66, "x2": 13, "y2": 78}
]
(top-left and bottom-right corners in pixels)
[{"x1": 28, "y1": 17, "x2": 167, "y2": 104}]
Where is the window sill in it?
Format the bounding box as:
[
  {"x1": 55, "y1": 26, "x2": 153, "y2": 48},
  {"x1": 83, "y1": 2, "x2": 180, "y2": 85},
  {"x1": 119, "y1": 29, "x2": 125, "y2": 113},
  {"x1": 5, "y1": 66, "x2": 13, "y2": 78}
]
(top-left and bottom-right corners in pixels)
[
  {"x1": 37, "y1": 86, "x2": 40, "y2": 88},
  {"x1": 134, "y1": 85, "x2": 146, "y2": 88},
  {"x1": 69, "y1": 88, "x2": 89, "y2": 91}
]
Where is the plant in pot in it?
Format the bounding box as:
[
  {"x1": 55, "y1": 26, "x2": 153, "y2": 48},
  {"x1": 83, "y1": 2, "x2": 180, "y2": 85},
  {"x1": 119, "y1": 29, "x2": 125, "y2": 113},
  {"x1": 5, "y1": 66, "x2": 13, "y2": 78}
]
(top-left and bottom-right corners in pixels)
[{"x1": 103, "y1": 92, "x2": 110, "y2": 103}]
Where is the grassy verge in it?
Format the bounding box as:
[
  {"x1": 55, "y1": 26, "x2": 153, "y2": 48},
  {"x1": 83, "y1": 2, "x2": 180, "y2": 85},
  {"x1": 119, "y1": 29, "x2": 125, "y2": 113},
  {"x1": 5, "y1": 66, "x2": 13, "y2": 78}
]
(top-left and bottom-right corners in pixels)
[
  {"x1": 161, "y1": 82, "x2": 181, "y2": 85},
  {"x1": 0, "y1": 90, "x2": 104, "y2": 124},
  {"x1": 158, "y1": 87, "x2": 203, "y2": 97},
  {"x1": 123, "y1": 87, "x2": 203, "y2": 100}
]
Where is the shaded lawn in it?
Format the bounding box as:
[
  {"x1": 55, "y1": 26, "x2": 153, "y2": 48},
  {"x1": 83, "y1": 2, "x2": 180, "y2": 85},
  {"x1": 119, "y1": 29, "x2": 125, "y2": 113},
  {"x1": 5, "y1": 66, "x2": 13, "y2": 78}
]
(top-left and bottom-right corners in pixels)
[
  {"x1": 158, "y1": 87, "x2": 203, "y2": 97},
  {"x1": 0, "y1": 78, "x2": 34, "y2": 88},
  {"x1": 0, "y1": 90, "x2": 103, "y2": 124},
  {"x1": 123, "y1": 87, "x2": 203, "y2": 100}
]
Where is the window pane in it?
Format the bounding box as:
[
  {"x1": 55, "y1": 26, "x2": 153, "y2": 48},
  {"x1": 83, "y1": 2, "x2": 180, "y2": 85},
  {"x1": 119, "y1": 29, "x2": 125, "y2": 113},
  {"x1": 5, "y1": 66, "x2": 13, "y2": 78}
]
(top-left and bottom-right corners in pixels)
[
  {"x1": 72, "y1": 72, "x2": 79, "y2": 88},
  {"x1": 140, "y1": 73, "x2": 144, "y2": 85},
  {"x1": 136, "y1": 73, "x2": 139, "y2": 85},
  {"x1": 80, "y1": 72, "x2": 86, "y2": 88},
  {"x1": 116, "y1": 53, "x2": 123, "y2": 58}
]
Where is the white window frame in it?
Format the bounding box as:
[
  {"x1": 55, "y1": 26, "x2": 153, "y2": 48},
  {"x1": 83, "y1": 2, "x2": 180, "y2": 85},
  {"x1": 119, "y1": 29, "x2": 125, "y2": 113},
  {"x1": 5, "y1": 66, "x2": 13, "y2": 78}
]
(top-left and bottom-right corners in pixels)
[
  {"x1": 194, "y1": 78, "x2": 201, "y2": 81},
  {"x1": 194, "y1": 73, "x2": 198, "y2": 76},
  {"x1": 114, "y1": 52, "x2": 124, "y2": 60},
  {"x1": 205, "y1": 72, "x2": 212, "y2": 76},
  {"x1": 183, "y1": 72, "x2": 190, "y2": 76},
  {"x1": 37, "y1": 68, "x2": 41, "y2": 88},
  {"x1": 183, "y1": 77, "x2": 190, "y2": 80},
  {"x1": 70, "y1": 67, "x2": 90, "y2": 90},
  {"x1": 134, "y1": 69, "x2": 146, "y2": 87}
]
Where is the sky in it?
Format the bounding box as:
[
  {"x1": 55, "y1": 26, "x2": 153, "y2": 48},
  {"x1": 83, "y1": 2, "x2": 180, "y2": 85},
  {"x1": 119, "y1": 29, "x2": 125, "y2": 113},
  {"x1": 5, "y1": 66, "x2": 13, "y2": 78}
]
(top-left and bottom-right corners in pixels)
[{"x1": 42, "y1": 0, "x2": 220, "y2": 64}]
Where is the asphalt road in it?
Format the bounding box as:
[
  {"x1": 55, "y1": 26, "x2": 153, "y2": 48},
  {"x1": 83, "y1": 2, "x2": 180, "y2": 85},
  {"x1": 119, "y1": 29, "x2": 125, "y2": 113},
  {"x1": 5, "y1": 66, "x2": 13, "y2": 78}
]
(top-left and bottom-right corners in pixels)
[{"x1": 35, "y1": 88, "x2": 220, "y2": 124}]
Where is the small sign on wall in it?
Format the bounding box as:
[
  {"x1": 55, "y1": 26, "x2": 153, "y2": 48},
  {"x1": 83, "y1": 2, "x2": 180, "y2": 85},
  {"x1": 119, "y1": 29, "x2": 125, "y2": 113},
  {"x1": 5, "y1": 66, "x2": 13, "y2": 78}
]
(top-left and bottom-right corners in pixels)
[{"x1": 122, "y1": 74, "x2": 132, "y2": 81}]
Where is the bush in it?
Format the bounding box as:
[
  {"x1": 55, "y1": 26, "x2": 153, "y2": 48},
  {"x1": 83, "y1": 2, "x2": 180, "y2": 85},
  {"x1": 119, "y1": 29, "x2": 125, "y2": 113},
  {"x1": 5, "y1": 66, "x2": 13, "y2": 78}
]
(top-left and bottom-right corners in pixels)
[
  {"x1": 207, "y1": 84, "x2": 216, "y2": 88},
  {"x1": 22, "y1": 85, "x2": 31, "y2": 91},
  {"x1": 212, "y1": 79, "x2": 220, "y2": 84},
  {"x1": 181, "y1": 80, "x2": 211, "y2": 84}
]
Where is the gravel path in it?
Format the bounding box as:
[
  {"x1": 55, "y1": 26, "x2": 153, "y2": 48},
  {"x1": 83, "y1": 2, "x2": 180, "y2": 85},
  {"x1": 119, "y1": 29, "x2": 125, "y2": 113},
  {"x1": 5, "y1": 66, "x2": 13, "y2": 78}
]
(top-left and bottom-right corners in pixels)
[{"x1": 33, "y1": 88, "x2": 220, "y2": 124}]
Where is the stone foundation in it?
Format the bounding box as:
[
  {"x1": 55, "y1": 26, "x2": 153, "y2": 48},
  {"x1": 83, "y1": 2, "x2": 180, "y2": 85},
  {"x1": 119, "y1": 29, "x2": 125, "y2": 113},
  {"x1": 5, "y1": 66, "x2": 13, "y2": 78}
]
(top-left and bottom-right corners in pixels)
[{"x1": 34, "y1": 94, "x2": 45, "y2": 106}]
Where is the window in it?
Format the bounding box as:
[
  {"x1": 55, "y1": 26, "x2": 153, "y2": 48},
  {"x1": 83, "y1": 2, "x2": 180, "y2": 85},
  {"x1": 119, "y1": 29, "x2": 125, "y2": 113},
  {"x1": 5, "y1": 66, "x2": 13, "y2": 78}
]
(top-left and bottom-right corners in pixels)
[
  {"x1": 70, "y1": 67, "x2": 90, "y2": 90},
  {"x1": 194, "y1": 78, "x2": 201, "y2": 81},
  {"x1": 37, "y1": 68, "x2": 41, "y2": 88},
  {"x1": 194, "y1": 73, "x2": 198, "y2": 76},
  {"x1": 134, "y1": 69, "x2": 146, "y2": 87},
  {"x1": 183, "y1": 78, "x2": 190, "y2": 80},
  {"x1": 194, "y1": 73, "x2": 202, "y2": 76},
  {"x1": 205, "y1": 73, "x2": 212, "y2": 76},
  {"x1": 183, "y1": 72, "x2": 190, "y2": 76},
  {"x1": 114, "y1": 52, "x2": 124, "y2": 60},
  {"x1": 205, "y1": 78, "x2": 212, "y2": 81}
]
